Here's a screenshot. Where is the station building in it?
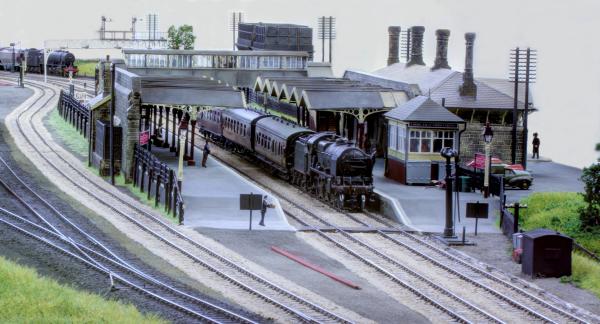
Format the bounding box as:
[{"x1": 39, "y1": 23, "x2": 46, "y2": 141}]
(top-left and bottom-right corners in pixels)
[
  {"x1": 385, "y1": 96, "x2": 464, "y2": 184},
  {"x1": 345, "y1": 26, "x2": 536, "y2": 176}
]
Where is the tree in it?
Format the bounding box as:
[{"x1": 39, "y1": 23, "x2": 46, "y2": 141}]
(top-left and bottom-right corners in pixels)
[
  {"x1": 579, "y1": 162, "x2": 600, "y2": 230},
  {"x1": 167, "y1": 25, "x2": 196, "y2": 50}
]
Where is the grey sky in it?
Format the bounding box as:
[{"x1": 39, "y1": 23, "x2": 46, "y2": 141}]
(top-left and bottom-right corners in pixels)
[{"x1": 1, "y1": 0, "x2": 598, "y2": 168}]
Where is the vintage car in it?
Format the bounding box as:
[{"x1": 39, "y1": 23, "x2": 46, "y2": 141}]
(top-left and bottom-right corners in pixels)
[{"x1": 467, "y1": 157, "x2": 533, "y2": 190}]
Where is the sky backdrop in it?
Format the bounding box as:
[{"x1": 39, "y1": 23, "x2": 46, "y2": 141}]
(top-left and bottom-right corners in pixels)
[{"x1": 1, "y1": 0, "x2": 599, "y2": 168}]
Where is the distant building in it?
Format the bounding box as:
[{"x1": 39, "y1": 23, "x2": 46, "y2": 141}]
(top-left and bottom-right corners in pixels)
[
  {"x1": 236, "y1": 23, "x2": 314, "y2": 60},
  {"x1": 345, "y1": 26, "x2": 535, "y2": 167}
]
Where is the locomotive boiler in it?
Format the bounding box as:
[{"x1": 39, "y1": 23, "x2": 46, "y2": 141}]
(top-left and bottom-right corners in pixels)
[{"x1": 293, "y1": 132, "x2": 374, "y2": 209}]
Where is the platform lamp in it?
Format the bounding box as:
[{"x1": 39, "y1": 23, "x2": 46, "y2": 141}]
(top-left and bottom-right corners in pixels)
[
  {"x1": 10, "y1": 43, "x2": 15, "y2": 73},
  {"x1": 482, "y1": 122, "x2": 494, "y2": 198}
]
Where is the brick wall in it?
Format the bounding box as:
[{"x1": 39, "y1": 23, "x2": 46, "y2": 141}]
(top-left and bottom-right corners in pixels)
[
  {"x1": 459, "y1": 123, "x2": 524, "y2": 165},
  {"x1": 114, "y1": 68, "x2": 141, "y2": 182}
]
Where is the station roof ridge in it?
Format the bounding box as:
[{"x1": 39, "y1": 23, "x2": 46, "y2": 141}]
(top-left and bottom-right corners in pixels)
[{"x1": 385, "y1": 95, "x2": 465, "y2": 123}]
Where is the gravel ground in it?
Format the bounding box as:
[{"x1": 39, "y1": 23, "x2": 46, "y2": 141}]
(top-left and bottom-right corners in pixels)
[
  {"x1": 200, "y1": 228, "x2": 430, "y2": 323},
  {"x1": 0, "y1": 84, "x2": 262, "y2": 323},
  {"x1": 453, "y1": 233, "x2": 600, "y2": 318},
  {"x1": 6, "y1": 80, "x2": 372, "y2": 323}
]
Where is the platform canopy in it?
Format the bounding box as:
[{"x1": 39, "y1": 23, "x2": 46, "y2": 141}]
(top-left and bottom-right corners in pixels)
[{"x1": 139, "y1": 76, "x2": 246, "y2": 107}]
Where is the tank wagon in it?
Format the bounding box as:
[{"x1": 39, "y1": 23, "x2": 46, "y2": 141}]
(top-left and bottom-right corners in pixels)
[{"x1": 199, "y1": 108, "x2": 374, "y2": 209}]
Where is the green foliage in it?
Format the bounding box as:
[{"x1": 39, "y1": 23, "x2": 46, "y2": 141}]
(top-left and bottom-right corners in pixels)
[
  {"x1": 167, "y1": 24, "x2": 196, "y2": 50},
  {"x1": 74, "y1": 59, "x2": 98, "y2": 77},
  {"x1": 579, "y1": 163, "x2": 600, "y2": 230},
  {"x1": 0, "y1": 256, "x2": 164, "y2": 323},
  {"x1": 521, "y1": 192, "x2": 600, "y2": 254},
  {"x1": 570, "y1": 253, "x2": 600, "y2": 298}
]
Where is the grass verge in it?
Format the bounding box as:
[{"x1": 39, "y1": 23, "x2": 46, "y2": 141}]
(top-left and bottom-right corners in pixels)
[
  {"x1": 520, "y1": 192, "x2": 600, "y2": 298},
  {"x1": 0, "y1": 256, "x2": 164, "y2": 323},
  {"x1": 47, "y1": 108, "x2": 88, "y2": 157},
  {"x1": 48, "y1": 107, "x2": 179, "y2": 225},
  {"x1": 74, "y1": 59, "x2": 98, "y2": 78}
]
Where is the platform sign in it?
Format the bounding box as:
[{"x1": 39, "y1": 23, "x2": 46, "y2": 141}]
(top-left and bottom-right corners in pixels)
[
  {"x1": 466, "y1": 201, "x2": 489, "y2": 236},
  {"x1": 139, "y1": 130, "x2": 150, "y2": 146},
  {"x1": 240, "y1": 193, "x2": 263, "y2": 210},
  {"x1": 240, "y1": 193, "x2": 263, "y2": 231}
]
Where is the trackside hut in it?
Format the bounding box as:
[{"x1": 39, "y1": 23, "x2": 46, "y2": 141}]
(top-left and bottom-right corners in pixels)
[{"x1": 385, "y1": 95, "x2": 464, "y2": 184}]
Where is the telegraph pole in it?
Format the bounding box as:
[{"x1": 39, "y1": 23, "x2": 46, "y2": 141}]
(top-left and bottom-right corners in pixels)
[
  {"x1": 318, "y1": 16, "x2": 336, "y2": 63},
  {"x1": 230, "y1": 12, "x2": 244, "y2": 50},
  {"x1": 509, "y1": 47, "x2": 537, "y2": 167}
]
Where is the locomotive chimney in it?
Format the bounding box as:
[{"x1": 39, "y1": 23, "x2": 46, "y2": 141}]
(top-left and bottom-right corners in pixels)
[
  {"x1": 432, "y1": 29, "x2": 451, "y2": 70},
  {"x1": 459, "y1": 32, "x2": 477, "y2": 97},
  {"x1": 387, "y1": 26, "x2": 401, "y2": 66},
  {"x1": 406, "y1": 26, "x2": 425, "y2": 67}
]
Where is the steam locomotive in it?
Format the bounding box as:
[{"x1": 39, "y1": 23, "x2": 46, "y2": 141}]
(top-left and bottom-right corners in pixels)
[
  {"x1": 0, "y1": 48, "x2": 77, "y2": 76},
  {"x1": 199, "y1": 108, "x2": 374, "y2": 209}
]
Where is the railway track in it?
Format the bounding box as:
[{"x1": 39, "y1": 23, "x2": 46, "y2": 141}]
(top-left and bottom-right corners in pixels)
[
  {"x1": 1, "y1": 76, "x2": 354, "y2": 323},
  {"x1": 174, "y1": 117, "x2": 593, "y2": 323},
  {"x1": 18, "y1": 75, "x2": 596, "y2": 323}
]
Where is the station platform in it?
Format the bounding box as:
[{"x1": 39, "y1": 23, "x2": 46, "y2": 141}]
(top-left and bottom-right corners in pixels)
[
  {"x1": 150, "y1": 144, "x2": 294, "y2": 231},
  {"x1": 372, "y1": 160, "x2": 501, "y2": 234}
]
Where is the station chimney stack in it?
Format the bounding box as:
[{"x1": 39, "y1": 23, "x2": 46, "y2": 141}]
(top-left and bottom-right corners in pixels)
[
  {"x1": 459, "y1": 32, "x2": 477, "y2": 97},
  {"x1": 406, "y1": 26, "x2": 425, "y2": 67},
  {"x1": 387, "y1": 26, "x2": 401, "y2": 66},
  {"x1": 432, "y1": 29, "x2": 451, "y2": 70}
]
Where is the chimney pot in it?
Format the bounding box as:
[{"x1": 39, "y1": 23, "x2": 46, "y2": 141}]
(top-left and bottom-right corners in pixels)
[
  {"x1": 406, "y1": 26, "x2": 425, "y2": 67},
  {"x1": 432, "y1": 29, "x2": 451, "y2": 70},
  {"x1": 387, "y1": 26, "x2": 401, "y2": 66},
  {"x1": 459, "y1": 32, "x2": 477, "y2": 97}
]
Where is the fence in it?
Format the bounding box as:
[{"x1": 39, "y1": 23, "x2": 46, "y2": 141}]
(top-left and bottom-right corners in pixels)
[
  {"x1": 58, "y1": 90, "x2": 89, "y2": 138},
  {"x1": 132, "y1": 144, "x2": 185, "y2": 223}
]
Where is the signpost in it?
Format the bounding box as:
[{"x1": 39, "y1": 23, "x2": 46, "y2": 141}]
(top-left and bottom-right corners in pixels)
[
  {"x1": 240, "y1": 193, "x2": 263, "y2": 231},
  {"x1": 466, "y1": 201, "x2": 489, "y2": 235}
]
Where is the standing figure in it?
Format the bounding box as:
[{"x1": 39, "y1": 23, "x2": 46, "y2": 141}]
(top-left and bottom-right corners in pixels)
[
  {"x1": 532, "y1": 133, "x2": 540, "y2": 159},
  {"x1": 202, "y1": 140, "x2": 211, "y2": 167},
  {"x1": 259, "y1": 195, "x2": 275, "y2": 226}
]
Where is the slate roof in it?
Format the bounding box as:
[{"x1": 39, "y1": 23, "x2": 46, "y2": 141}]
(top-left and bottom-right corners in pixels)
[
  {"x1": 140, "y1": 75, "x2": 245, "y2": 107},
  {"x1": 385, "y1": 96, "x2": 464, "y2": 123},
  {"x1": 301, "y1": 90, "x2": 396, "y2": 110},
  {"x1": 428, "y1": 74, "x2": 532, "y2": 110},
  {"x1": 368, "y1": 63, "x2": 535, "y2": 111}
]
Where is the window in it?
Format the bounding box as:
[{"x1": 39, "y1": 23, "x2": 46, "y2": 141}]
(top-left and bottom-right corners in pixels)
[
  {"x1": 388, "y1": 124, "x2": 397, "y2": 151},
  {"x1": 409, "y1": 130, "x2": 420, "y2": 152},
  {"x1": 420, "y1": 131, "x2": 432, "y2": 152},
  {"x1": 410, "y1": 129, "x2": 454, "y2": 153},
  {"x1": 397, "y1": 125, "x2": 406, "y2": 152}
]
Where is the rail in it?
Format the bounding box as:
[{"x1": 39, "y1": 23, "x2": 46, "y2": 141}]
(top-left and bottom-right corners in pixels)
[
  {"x1": 132, "y1": 144, "x2": 185, "y2": 223},
  {"x1": 58, "y1": 90, "x2": 89, "y2": 138}
]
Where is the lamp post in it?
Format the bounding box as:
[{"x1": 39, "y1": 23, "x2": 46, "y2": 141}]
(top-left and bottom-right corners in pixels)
[
  {"x1": 10, "y1": 43, "x2": 15, "y2": 73},
  {"x1": 187, "y1": 106, "x2": 198, "y2": 166},
  {"x1": 482, "y1": 123, "x2": 494, "y2": 198}
]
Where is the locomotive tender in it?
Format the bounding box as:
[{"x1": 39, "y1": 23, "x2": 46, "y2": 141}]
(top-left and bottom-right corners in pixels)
[{"x1": 199, "y1": 108, "x2": 374, "y2": 209}]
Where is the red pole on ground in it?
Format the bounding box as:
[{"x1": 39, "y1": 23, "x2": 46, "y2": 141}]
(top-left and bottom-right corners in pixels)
[{"x1": 271, "y1": 246, "x2": 360, "y2": 289}]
